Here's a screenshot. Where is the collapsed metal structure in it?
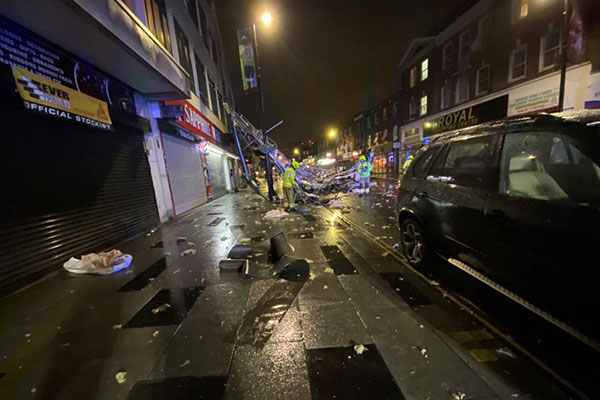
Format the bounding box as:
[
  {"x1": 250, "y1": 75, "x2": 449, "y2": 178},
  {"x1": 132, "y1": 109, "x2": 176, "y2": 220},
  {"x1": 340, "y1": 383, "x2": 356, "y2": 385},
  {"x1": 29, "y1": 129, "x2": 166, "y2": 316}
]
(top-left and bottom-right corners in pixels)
[{"x1": 228, "y1": 106, "x2": 370, "y2": 204}]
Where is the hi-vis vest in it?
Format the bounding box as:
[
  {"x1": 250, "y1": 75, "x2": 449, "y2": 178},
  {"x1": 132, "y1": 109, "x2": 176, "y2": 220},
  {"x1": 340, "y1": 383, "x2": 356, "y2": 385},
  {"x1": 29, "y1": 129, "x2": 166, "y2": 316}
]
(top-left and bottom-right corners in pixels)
[
  {"x1": 283, "y1": 167, "x2": 296, "y2": 188},
  {"x1": 358, "y1": 162, "x2": 372, "y2": 178}
]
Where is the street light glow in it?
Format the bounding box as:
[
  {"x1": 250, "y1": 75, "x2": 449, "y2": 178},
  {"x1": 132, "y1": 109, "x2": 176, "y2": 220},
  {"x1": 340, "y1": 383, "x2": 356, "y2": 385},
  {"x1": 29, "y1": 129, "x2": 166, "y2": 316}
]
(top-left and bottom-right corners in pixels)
[
  {"x1": 293, "y1": 148, "x2": 300, "y2": 155},
  {"x1": 262, "y1": 12, "x2": 272, "y2": 26},
  {"x1": 328, "y1": 129, "x2": 337, "y2": 138}
]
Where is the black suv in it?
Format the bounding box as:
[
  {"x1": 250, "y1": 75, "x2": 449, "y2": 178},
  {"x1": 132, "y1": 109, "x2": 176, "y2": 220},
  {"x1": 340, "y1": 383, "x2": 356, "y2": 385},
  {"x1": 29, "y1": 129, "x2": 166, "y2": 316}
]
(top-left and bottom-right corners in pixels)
[{"x1": 396, "y1": 111, "x2": 600, "y2": 334}]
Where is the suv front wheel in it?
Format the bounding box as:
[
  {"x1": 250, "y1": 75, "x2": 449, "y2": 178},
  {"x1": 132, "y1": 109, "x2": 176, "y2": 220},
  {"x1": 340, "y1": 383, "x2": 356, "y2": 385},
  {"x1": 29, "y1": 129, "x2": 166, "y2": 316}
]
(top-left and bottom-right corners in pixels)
[{"x1": 400, "y1": 218, "x2": 430, "y2": 267}]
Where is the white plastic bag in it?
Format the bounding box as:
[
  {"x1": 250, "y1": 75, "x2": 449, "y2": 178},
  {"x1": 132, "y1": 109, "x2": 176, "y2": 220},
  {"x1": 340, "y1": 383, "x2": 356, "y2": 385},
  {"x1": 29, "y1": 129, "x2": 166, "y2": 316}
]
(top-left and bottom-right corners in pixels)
[{"x1": 63, "y1": 249, "x2": 132, "y2": 275}]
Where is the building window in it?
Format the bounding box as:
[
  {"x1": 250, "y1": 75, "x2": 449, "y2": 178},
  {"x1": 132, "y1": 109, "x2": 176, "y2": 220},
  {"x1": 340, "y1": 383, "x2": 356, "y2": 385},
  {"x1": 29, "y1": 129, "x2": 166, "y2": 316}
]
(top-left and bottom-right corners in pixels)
[
  {"x1": 540, "y1": 28, "x2": 560, "y2": 71},
  {"x1": 175, "y1": 20, "x2": 194, "y2": 91},
  {"x1": 209, "y1": 78, "x2": 217, "y2": 113},
  {"x1": 367, "y1": 115, "x2": 372, "y2": 129},
  {"x1": 456, "y1": 75, "x2": 469, "y2": 103},
  {"x1": 520, "y1": 0, "x2": 528, "y2": 18},
  {"x1": 392, "y1": 101, "x2": 398, "y2": 117},
  {"x1": 409, "y1": 97, "x2": 418, "y2": 120},
  {"x1": 442, "y1": 42, "x2": 453, "y2": 70},
  {"x1": 144, "y1": 0, "x2": 172, "y2": 53},
  {"x1": 199, "y1": 5, "x2": 208, "y2": 46},
  {"x1": 195, "y1": 56, "x2": 208, "y2": 105},
  {"x1": 421, "y1": 58, "x2": 429, "y2": 81},
  {"x1": 185, "y1": 0, "x2": 199, "y2": 29},
  {"x1": 383, "y1": 107, "x2": 388, "y2": 121},
  {"x1": 374, "y1": 112, "x2": 379, "y2": 126},
  {"x1": 409, "y1": 67, "x2": 417, "y2": 88},
  {"x1": 478, "y1": 15, "x2": 492, "y2": 46},
  {"x1": 441, "y1": 80, "x2": 454, "y2": 109},
  {"x1": 420, "y1": 95, "x2": 428, "y2": 116},
  {"x1": 509, "y1": 43, "x2": 527, "y2": 82},
  {"x1": 458, "y1": 30, "x2": 470, "y2": 68},
  {"x1": 476, "y1": 65, "x2": 490, "y2": 95}
]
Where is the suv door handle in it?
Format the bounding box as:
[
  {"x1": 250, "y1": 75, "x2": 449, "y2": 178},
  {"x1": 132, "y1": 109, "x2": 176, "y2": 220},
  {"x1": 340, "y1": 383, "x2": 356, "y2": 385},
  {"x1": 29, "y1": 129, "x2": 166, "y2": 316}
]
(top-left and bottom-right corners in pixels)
[
  {"x1": 418, "y1": 191, "x2": 428, "y2": 199},
  {"x1": 484, "y1": 208, "x2": 506, "y2": 218}
]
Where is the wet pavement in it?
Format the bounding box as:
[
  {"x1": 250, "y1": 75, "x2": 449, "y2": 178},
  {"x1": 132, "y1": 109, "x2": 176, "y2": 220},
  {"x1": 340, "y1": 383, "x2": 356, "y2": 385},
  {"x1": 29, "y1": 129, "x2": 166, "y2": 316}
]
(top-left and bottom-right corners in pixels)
[{"x1": 0, "y1": 185, "x2": 587, "y2": 399}]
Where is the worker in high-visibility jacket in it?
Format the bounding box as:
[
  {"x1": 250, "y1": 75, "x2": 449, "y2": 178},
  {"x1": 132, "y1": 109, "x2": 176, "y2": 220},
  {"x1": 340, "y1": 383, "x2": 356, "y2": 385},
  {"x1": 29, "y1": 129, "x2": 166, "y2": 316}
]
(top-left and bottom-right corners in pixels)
[
  {"x1": 357, "y1": 155, "x2": 372, "y2": 196},
  {"x1": 283, "y1": 160, "x2": 299, "y2": 211},
  {"x1": 403, "y1": 154, "x2": 414, "y2": 170}
]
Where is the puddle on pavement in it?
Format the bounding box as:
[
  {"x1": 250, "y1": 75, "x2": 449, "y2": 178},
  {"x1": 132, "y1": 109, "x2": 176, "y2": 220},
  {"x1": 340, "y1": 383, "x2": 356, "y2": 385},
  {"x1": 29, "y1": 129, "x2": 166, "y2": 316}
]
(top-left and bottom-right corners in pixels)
[
  {"x1": 233, "y1": 261, "x2": 309, "y2": 347},
  {"x1": 380, "y1": 272, "x2": 432, "y2": 306},
  {"x1": 124, "y1": 287, "x2": 203, "y2": 328},
  {"x1": 321, "y1": 246, "x2": 358, "y2": 275},
  {"x1": 126, "y1": 376, "x2": 227, "y2": 400},
  {"x1": 118, "y1": 258, "x2": 167, "y2": 292},
  {"x1": 306, "y1": 344, "x2": 405, "y2": 400},
  {"x1": 207, "y1": 217, "x2": 226, "y2": 226}
]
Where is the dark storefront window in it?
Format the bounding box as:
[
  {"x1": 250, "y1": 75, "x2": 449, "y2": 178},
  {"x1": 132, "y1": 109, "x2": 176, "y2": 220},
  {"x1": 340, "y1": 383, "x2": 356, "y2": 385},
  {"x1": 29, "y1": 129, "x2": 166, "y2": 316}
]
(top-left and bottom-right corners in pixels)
[
  {"x1": 175, "y1": 20, "x2": 195, "y2": 92},
  {"x1": 144, "y1": 0, "x2": 172, "y2": 53},
  {"x1": 195, "y1": 56, "x2": 209, "y2": 106},
  {"x1": 185, "y1": 0, "x2": 199, "y2": 29},
  {"x1": 209, "y1": 79, "x2": 218, "y2": 113},
  {"x1": 199, "y1": 6, "x2": 209, "y2": 47}
]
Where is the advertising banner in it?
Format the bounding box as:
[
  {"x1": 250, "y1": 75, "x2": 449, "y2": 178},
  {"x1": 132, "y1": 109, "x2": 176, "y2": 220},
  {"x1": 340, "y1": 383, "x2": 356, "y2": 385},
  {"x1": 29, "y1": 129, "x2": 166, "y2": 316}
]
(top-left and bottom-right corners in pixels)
[
  {"x1": 13, "y1": 66, "x2": 112, "y2": 130},
  {"x1": 0, "y1": 15, "x2": 135, "y2": 113},
  {"x1": 237, "y1": 28, "x2": 257, "y2": 94},
  {"x1": 423, "y1": 95, "x2": 508, "y2": 137}
]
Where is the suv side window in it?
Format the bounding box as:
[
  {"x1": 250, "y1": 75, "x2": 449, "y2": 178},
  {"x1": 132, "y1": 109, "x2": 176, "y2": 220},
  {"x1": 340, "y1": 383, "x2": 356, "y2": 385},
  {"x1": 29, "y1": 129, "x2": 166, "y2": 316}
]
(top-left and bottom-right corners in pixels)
[
  {"x1": 412, "y1": 146, "x2": 440, "y2": 179},
  {"x1": 440, "y1": 134, "x2": 498, "y2": 190},
  {"x1": 500, "y1": 131, "x2": 600, "y2": 206}
]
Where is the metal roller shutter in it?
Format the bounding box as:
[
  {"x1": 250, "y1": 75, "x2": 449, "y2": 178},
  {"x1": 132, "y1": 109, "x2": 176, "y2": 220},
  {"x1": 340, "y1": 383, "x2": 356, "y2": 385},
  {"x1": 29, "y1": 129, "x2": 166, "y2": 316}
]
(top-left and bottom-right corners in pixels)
[
  {"x1": 161, "y1": 133, "x2": 208, "y2": 216},
  {"x1": 0, "y1": 95, "x2": 159, "y2": 297},
  {"x1": 206, "y1": 152, "x2": 227, "y2": 199}
]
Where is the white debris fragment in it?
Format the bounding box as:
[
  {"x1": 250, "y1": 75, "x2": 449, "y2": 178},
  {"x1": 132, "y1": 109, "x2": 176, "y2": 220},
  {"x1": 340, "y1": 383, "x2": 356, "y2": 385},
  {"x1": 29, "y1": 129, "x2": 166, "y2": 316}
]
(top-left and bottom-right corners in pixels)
[
  {"x1": 115, "y1": 371, "x2": 127, "y2": 384},
  {"x1": 31, "y1": 388, "x2": 37, "y2": 394},
  {"x1": 306, "y1": 259, "x2": 314, "y2": 264},
  {"x1": 382, "y1": 225, "x2": 390, "y2": 229},
  {"x1": 496, "y1": 348, "x2": 516, "y2": 359},
  {"x1": 324, "y1": 266, "x2": 335, "y2": 274},
  {"x1": 375, "y1": 236, "x2": 381, "y2": 240},
  {"x1": 172, "y1": 269, "x2": 180, "y2": 275},
  {"x1": 264, "y1": 210, "x2": 288, "y2": 219},
  {"x1": 59, "y1": 343, "x2": 70, "y2": 349},
  {"x1": 220, "y1": 236, "x2": 228, "y2": 241},
  {"x1": 153, "y1": 331, "x2": 160, "y2": 337},
  {"x1": 450, "y1": 392, "x2": 466, "y2": 400},
  {"x1": 382, "y1": 252, "x2": 389, "y2": 257},
  {"x1": 187, "y1": 242, "x2": 195, "y2": 247},
  {"x1": 24, "y1": 333, "x2": 31, "y2": 338},
  {"x1": 112, "y1": 324, "x2": 122, "y2": 330},
  {"x1": 152, "y1": 303, "x2": 171, "y2": 314},
  {"x1": 179, "y1": 360, "x2": 191, "y2": 368},
  {"x1": 239, "y1": 238, "x2": 251, "y2": 244},
  {"x1": 164, "y1": 252, "x2": 172, "y2": 256},
  {"x1": 354, "y1": 344, "x2": 368, "y2": 355},
  {"x1": 181, "y1": 249, "x2": 196, "y2": 256},
  {"x1": 309, "y1": 272, "x2": 317, "y2": 281},
  {"x1": 430, "y1": 280, "x2": 440, "y2": 286},
  {"x1": 323, "y1": 285, "x2": 328, "y2": 290},
  {"x1": 419, "y1": 347, "x2": 428, "y2": 358},
  {"x1": 392, "y1": 243, "x2": 400, "y2": 249}
]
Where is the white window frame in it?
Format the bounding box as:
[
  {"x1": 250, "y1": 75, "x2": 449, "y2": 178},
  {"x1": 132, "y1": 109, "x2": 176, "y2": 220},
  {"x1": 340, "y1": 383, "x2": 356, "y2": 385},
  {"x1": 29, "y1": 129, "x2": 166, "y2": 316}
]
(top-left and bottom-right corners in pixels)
[
  {"x1": 441, "y1": 80, "x2": 453, "y2": 110},
  {"x1": 420, "y1": 95, "x2": 428, "y2": 117},
  {"x1": 409, "y1": 97, "x2": 418, "y2": 120},
  {"x1": 509, "y1": 43, "x2": 527, "y2": 82},
  {"x1": 458, "y1": 30, "x2": 470, "y2": 67},
  {"x1": 409, "y1": 67, "x2": 417, "y2": 88},
  {"x1": 478, "y1": 15, "x2": 492, "y2": 46},
  {"x1": 539, "y1": 28, "x2": 560, "y2": 72},
  {"x1": 476, "y1": 64, "x2": 490, "y2": 96},
  {"x1": 456, "y1": 76, "x2": 469, "y2": 104},
  {"x1": 442, "y1": 42, "x2": 453, "y2": 70},
  {"x1": 421, "y1": 58, "x2": 429, "y2": 81}
]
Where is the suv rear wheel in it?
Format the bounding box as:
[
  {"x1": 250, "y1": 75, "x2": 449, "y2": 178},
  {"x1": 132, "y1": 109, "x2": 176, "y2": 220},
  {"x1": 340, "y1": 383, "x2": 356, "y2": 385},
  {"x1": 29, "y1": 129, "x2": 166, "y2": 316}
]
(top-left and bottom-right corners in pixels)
[{"x1": 401, "y1": 218, "x2": 430, "y2": 267}]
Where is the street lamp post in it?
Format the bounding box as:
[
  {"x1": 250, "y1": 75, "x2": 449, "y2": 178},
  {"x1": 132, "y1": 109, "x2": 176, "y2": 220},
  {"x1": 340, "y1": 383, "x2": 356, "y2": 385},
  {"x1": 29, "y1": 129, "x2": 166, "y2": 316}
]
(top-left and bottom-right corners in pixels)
[
  {"x1": 558, "y1": 0, "x2": 569, "y2": 112},
  {"x1": 253, "y1": 13, "x2": 277, "y2": 201}
]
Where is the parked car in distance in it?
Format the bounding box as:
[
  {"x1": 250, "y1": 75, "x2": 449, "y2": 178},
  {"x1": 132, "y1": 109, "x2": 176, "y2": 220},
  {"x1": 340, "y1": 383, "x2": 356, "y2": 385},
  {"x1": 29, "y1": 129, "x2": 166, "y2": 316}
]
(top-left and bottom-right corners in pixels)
[{"x1": 395, "y1": 111, "x2": 600, "y2": 337}]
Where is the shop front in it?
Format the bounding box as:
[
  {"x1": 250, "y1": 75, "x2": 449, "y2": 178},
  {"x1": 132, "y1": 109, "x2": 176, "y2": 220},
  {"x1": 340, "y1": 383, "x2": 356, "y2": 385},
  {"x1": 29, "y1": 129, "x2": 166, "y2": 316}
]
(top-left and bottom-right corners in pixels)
[
  {"x1": 0, "y1": 18, "x2": 158, "y2": 296},
  {"x1": 158, "y1": 100, "x2": 238, "y2": 209}
]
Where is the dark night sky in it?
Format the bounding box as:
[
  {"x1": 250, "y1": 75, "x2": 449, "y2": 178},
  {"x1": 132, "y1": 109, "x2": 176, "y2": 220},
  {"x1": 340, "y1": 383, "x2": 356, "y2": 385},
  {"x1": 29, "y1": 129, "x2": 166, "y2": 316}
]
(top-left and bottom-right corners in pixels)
[{"x1": 216, "y1": 0, "x2": 479, "y2": 149}]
